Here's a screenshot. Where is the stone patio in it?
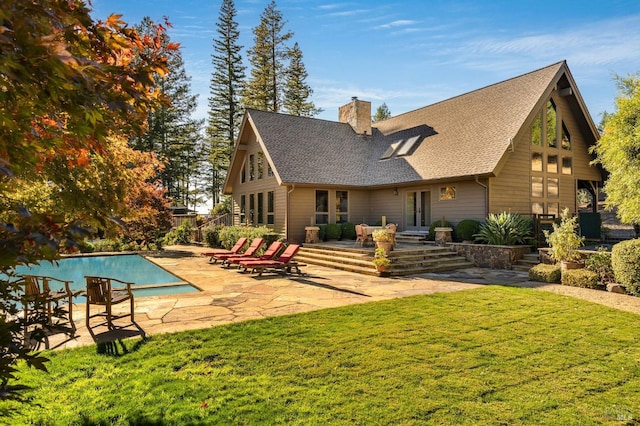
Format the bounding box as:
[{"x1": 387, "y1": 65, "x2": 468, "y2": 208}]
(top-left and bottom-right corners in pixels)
[{"x1": 32, "y1": 245, "x2": 640, "y2": 351}]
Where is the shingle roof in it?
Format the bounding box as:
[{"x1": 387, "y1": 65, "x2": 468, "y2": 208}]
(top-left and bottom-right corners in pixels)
[{"x1": 243, "y1": 61, "x2": 570, "y2": 188}]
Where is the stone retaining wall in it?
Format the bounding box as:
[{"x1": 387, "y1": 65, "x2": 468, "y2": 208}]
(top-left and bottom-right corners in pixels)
[{"x1": 449, "y1": 243, "x2": 532, "y2": 270}]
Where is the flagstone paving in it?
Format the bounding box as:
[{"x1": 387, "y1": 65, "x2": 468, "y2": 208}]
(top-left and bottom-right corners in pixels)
[{"x1": 37, "y1": 245, "x2": 640, "y2": 351}]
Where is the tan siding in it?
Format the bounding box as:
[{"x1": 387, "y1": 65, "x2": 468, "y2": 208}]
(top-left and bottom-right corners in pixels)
[
  {"x1": 370, "y1": 189, "x2": 403, "y2": 226},
  {"x1": 430, "y1": 181, "x2": 486, "y2": 224},
  {"x1": 490, "y1": 133, "x2": 531, "y2": 214},
  {"x1": 288, "y1": 188, "x2": 315, "y2": 243}
]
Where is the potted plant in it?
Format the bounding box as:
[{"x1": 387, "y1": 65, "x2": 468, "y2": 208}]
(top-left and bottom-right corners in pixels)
[
  {"x1": 372, "y1": 247, "x2": 391, "y2": 272},
  {"x1": 372, "y1": 228, "x2": 394, "y2": 255},
  {"x1": 544, "y1": 208, "x2": 585, "y2": 270}
]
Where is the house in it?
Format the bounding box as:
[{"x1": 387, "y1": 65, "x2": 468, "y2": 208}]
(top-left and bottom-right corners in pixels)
[{"x1": 223, "y1": 61, "x2": 603, "y2": 243}]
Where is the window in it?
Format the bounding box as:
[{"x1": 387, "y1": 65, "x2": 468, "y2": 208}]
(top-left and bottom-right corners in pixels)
[
  {"x1": 257, "y1": 152, "x2": 264, "y2": 179},
  {"x1": 547, "y1": 155, "x2": 558, "y2": 173},
  {"x1": 532, "y1": 202, "x2": 544, "y2": 215},
  {"x1": 249, "y1": 154, "x2": 255, "y2": 181},
  {"x1": 249, "y1": 193, "x2": 255, "y2": 224},
  {"x1": 562, "y1": 157, "x2": 572, "y2": 175},
  {"x1": 561, "y1": 122, "x2": 571, "y2": 150},
  {"x1": 335, "y1": 191, "x2": 348, "y2": 223},
  {"x1": 240, "y1": 195, "x2": 246, "y2": 224},
  {"x1": 315, "y1": 190, "x2": 329, "y2": 224},
  {"x1": 267, "y1": 191, "x2": 275, "y2": 225},
  {"x1": 241, "y1": 164, "x2": 246, "y2": 184},
  {"x1": 531, "y1": 152, "x2": 543, "y2": 172},
  {"x1": 547, "y1": 178, "x2": 559, "y2": 198},
  {"x1": 439, "y1": 186, "x2": 456, "y2": 200},
  {"x1": 548, "y1": 203, "x2": 559, "y2": 218},
  {"x1": 532, "y1": 177, "x2": 544, "y2": 198},
  {"x1": 531, "y1": 113, "x2": 542, "y2": 146},
  {"x1": 267, "y1": 162, "x2": 274, "y2": 177},
  {"x1": 546, "y1": 100, "x2": 557, "y2": 148},
  {"x1": 257, "y1": 192, "x2": 264, "y2": 224}
]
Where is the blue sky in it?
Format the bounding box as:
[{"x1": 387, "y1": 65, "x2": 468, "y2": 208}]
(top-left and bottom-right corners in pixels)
[{"x1": 90, "y1": 0, "x2": 640, "y2": 124}]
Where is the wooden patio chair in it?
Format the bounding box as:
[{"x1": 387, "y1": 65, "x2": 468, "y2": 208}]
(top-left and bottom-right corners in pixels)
[
  {"x1": 386, "y1": 223, "x2": 397, "y2": 247},
  {"x1": 217, "y1": 238, "x2": 264, "y2": 267},
  {"x1": 223, "y1": 240, "x2": 284, "y2": 268},
  {"x1": 238, "y1": 244, "x2": 304, "y2": 276},
  {"x1": 355, "y1": 224, "x2": 372, "y2": 247},
  {"x1": 22, "y1": 275, "x2": 77, "y2": 334},
  {"x1": 85, "y1": 276, "x2": 135, "y2": 329},
  {"x1": 202, "y1": 237, "x2": 248, "y2": 263}
]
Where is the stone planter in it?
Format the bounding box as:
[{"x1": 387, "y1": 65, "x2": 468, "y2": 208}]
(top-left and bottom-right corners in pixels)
[
  {"x1": 560, "y1": 260, "x2": 584, "y2": 271},
  {"x1": 434, "y1": 227, "x2": 453, "y2": 246},
  {"x1": 449, "y1": 242, "x2": 532, "y2": 269}
]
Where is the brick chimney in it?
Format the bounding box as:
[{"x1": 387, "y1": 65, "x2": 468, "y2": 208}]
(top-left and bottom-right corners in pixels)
[{"x1": 338, "y1": 97, "x2": 372, "y2": 136}]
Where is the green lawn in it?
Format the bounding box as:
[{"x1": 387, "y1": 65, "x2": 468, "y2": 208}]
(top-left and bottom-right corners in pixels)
[{"x1": 3, "y1": 286, "x2": 640, "y2": 425}]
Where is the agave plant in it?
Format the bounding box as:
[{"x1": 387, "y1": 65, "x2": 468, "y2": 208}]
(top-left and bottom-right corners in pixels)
[{"x1": 474, "y1": 212, "x2": 533, "y2": 245}]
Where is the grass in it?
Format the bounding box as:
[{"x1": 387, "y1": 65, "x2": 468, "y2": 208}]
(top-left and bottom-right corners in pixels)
[{"x1": 3, "y1": 286, "x2": 640, "y2": 425}]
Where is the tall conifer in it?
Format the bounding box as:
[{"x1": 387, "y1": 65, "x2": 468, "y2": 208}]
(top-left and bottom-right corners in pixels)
[
  {"x1": 283, "y1": 42, "x2": 321, "y2": 117},
  {"x1": 207, "y1": 0, "x2": 246, "y2": 205},
  {"x1": 243, "y1": 0, "x2": 292, "y2": 112}
]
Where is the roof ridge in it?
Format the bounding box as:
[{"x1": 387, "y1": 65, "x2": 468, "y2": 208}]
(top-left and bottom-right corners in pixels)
[{"x1": 377, "y1": 60, "x2": 566, "y2": 122}]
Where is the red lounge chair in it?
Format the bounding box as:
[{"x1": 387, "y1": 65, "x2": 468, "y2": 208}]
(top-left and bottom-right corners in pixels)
[
  {"x1": 238, "y1": 244, "x2": 303, "y2": 276},
  {"x1": 224, "y1": 241, "x2": 284, "y2": 268},
  {"x1": 215, "y1": 238, "x2": 264, "y2": 265},
  {"x1": 202, "y1": 237, "x2": 248, "y2": 263}
]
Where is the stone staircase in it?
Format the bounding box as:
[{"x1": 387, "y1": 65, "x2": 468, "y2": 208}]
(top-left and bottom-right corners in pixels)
[
  {"x1": 512, "y1": 252, "x2": 540, "y2": 273},
  {"x1": 297, "y1": 243, "x2": 473, "y2": 276}
]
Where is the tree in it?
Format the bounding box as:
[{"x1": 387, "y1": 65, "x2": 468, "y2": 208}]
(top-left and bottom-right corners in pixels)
[
  {"x1": 592, "y1": 73, "x2": 640, "y2": 224},
  {"x1": 0, "y1": 0, "x2": 171, "y2": 396},
  {"x1": 207, "y1": 0, "x2": 246, "y2": 205},
  {"x1": 242, "y1": 0, "x2": 292, "y2": 112},
  {"x1": 283, "y1": 42, "x2": 322, "y2": 117},
  {"x1": 131, "y1": 17, "x2": 205, "y2": 211},
  {"x1": 372, "y1": 103, "x2": 392, "y2": 122}
]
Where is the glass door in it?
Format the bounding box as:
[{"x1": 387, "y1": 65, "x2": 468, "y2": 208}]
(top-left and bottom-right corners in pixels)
[{"x1": 405, "y1": 191, "x2": 430, "y2": 231}]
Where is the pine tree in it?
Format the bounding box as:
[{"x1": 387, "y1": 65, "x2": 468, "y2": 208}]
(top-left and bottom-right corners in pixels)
[
  {"x1": 131, "y1": 17, "x2": 205, "y2": 210},
  {"x1": 243, "y1": 0, "x2": 292, "y2": 112},
  {"x1": 207, "y1": 0, "x2": 246, "y2": 205},
  {"x1": 372, "y1": 103, "x2": 392, "y2": 122},
  {"x1": 283, "y1": 42, "x2": 322, "y2": 117}
]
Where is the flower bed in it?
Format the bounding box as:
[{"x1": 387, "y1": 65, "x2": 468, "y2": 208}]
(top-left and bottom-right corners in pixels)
[{"x1": 449, "y1": 242, "x2": 532, "y2": 269}]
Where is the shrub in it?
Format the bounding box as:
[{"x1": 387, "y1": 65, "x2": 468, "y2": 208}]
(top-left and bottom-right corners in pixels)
[
  {"x1": 341, "y1": 222, "x2": 356, "y2": 240},
  {"x1": 203, "y1": 226, "x2": 221, "y2": 248},
  {"x1": 91, "y1": 239, "x2": 123, "y2": 252},
  {"x1": 429, "y1": 220, "x2": 454, "y2": 240},
  {"x1": 584, "y1": 247, "x2": 614, "y2": 286},
  {"x1": 217, "y1": 226, "x2": 276, "y2": 251},
  {"x1": 561, "y1": 269, "x2": 600, "y2": 289},
  {"x1": 318, "y1": 225, "x2": 327, "y2": 241},
  {"x1": 611, "y1": 239, "x2": 640, "y2": 296},
  {"x1": 325, "y1": 223, "x2": 342, "y2": 240},
  {"x1": 455, "y1": 219, "x2": 481, "y2": 241},
  {"x1": 528, "y1": 263, "x2": 561, "y2": 283},
  {"x1": 163, "y1": 222, "x2": 193, "y2": 245},
  {"x1": 474, "y1": 212, "x2": 532, "y2": 245},
  {"x1": 544, "y1": 208, "x2": 584, "y2": 263}
]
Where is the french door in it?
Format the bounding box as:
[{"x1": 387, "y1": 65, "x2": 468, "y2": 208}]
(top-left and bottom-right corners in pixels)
[{"x1": 405, "y1": 191, "x2": 430, "y2": 231}]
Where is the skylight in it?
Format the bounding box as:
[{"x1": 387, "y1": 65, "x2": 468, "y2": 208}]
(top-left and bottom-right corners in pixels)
[
  {"x1": 396, "y1": 135, "x2": 421, "y2": 156},
  {"x1": 380, "y1": 140, "x2": 405, "y2": 160}
]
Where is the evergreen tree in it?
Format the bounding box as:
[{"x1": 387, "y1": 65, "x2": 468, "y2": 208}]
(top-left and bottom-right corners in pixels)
[
  {"x1": 372, "y1": 103, "x2": 392, "y2": 122},
  {"x1": 283, "y1": 42, "x2": 322, "y2": 117},
  {"x1": 131, "y1": 17, "x2": 205, "y2": 210},
  {"x1": 243, "y1": 0, "x2": 292, "y2": 112},
  {"x1": 207, "y1": 0, "x2": 245, "y2": 205}
]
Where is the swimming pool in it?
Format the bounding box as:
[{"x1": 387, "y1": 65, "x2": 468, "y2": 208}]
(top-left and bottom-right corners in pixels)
[{"x1": 14, "y1": 254, "x2": 199, "y2": 302}]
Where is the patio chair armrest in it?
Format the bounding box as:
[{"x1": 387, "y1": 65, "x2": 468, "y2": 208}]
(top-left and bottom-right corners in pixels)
[{"x1": 108, "y1": 278, "x2": 134, "y2": 294}]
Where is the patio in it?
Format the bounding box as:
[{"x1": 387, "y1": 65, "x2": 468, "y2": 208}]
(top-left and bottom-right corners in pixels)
[{"x1": 32, "y1": 245, "x2": 640, "y2": 351}]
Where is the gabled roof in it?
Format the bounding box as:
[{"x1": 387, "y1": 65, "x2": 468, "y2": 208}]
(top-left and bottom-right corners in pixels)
[{"x1": 224, "y1": 61, "x2": 599, "y2": 192}]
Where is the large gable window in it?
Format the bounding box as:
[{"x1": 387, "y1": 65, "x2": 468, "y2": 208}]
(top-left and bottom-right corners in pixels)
[
  {"x1": 546, "y1": 100, "x2": 557, "y2": 148},
  {"x1": 257, "y1": 152, "x2": 264, "y2": 179},
  {"x1": 249, "y1": 154, "x2": 255, "y2": 181},
  {"x1": 531, "y1": 113, "x2": 542, "y2": 146},
  {"x1": 561, "y1": 122, "x2": 571, "y2": 150}
]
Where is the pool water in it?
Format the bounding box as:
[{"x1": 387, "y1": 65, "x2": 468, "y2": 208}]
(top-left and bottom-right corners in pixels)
[{"x1": 15, "y1": 254, "x2": 199, "y2": 302}]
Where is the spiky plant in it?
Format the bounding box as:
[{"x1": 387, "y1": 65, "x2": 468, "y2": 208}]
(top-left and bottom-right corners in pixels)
[{"x1": 474, "y1": 212, "x2": 533, "y2": 245}]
